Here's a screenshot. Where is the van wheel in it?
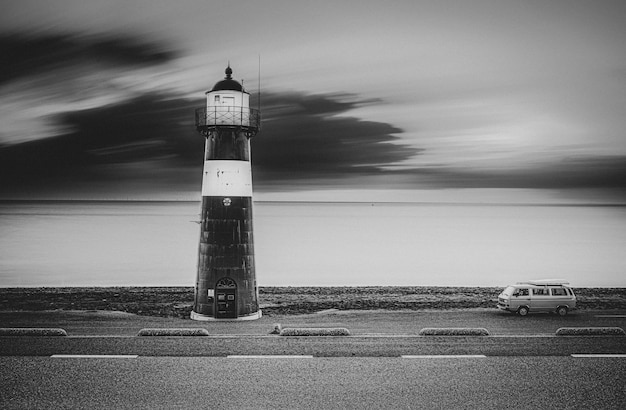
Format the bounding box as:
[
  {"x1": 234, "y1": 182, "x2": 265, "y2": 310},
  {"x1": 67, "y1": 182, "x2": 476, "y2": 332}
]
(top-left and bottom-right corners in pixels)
[
  {"x1": 517, "y1": 306, "x2": 529, "y2": 316},
  {"x1": 556, "y1": 306, "x2": 568, "y2": 317}
]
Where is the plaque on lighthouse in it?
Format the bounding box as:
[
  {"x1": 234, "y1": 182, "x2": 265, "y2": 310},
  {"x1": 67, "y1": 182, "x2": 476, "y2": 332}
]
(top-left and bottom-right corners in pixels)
[{"x1": 191, "y1": 65, "x2": 261, "y2": 320}]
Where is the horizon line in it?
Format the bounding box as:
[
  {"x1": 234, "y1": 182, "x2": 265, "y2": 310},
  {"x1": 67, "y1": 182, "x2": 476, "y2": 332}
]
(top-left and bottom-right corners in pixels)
[{"x1": 1, "y1": 198, "x2": 626, "y2": 207}]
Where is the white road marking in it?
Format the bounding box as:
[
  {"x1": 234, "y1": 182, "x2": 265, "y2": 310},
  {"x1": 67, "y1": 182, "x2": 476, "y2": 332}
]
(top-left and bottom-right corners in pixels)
[
  {"x1": 594, "y1": 315, "x2": 626, "y2": 318},
  {"x1": 50, "y1": 355, "x2": 138, "y2": 359},
  {"x1": 401, "y1": 355, "x2": 487, "y2": 359},
  {"x1": 571, "y1": 354, "x2": 626, "y2": 358},
  {"x1": 227, "y1": 355, "x2": 314, "y2": 359},
  {"x1": 43, "y1": 354, "x2": 626, "y2": 359}
]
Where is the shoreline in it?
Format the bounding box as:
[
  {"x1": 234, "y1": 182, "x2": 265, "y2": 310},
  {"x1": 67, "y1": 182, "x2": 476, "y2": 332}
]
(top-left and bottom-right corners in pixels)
[{"x1": 2, "y1": 286, "x2": 625, "y2": 318}]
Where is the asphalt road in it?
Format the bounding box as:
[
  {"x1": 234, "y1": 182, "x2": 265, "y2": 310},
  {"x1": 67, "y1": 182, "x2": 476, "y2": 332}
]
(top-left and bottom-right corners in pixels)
[
  {"x1": 2, "y1": 356, "x2": 625, "y2": 409},
  {"x1": 2, "y1": 309, "x2": 625, "y2": 408},
  {"x1": 1, "y1": 334, "x2": 626, "y2": 357}
]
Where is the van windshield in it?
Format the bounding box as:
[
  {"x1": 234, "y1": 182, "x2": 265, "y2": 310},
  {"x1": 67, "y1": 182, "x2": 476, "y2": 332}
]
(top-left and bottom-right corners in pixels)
[{"x1": 501, "y1": 286, "x2": 515, "y2": 296}]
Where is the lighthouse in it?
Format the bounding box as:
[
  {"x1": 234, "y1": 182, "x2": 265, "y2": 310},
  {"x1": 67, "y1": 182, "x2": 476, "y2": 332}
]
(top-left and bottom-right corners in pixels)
[{"x1": 191, "y1": 65, "x2": 261, "y2": 320}]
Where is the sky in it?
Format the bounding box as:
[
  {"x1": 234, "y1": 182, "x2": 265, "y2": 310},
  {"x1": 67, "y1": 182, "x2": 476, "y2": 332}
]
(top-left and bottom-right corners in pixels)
[{"x1": 1, "y1": 0, "x2": 626, "y2": 202}]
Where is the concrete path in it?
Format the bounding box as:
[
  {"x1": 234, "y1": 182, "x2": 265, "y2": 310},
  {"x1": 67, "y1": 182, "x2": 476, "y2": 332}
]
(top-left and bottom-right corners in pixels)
[{"x1": 1, "y1": 308, "x2": 625, "y2": 336}]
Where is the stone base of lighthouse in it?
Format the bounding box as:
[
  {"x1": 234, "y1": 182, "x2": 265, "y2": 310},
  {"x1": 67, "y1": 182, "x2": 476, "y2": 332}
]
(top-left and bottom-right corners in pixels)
[
  {"x1": 190, "y1": 310, "x2": 262, "y2": 321},
  {"x1": 192, "y1": 196, "x2": 261, "y2": 321}
]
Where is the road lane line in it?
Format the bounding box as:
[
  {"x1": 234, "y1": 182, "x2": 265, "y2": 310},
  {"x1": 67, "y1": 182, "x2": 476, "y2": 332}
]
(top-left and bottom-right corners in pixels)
[
  {"x1": 594, "y1": 315, "x2": 626, "y2": 318},
  {"x1": 571, "y1": 354, "x2": 626, "y2": 358},
  {"x1": 401, "y1": 355, "x2": 487, "y2": 359},
  {"x1": 50, "y1": 355, "x2": 138, "y2": 359},
  {"x1": 227, "y1": 355, "x2": 314, "y2": 359}
]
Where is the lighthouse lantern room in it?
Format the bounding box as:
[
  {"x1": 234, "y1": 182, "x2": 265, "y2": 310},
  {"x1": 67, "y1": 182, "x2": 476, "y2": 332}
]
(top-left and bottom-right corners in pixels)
[{"x1": 191, "y1": 65, "x2": 261, "y2": 320}]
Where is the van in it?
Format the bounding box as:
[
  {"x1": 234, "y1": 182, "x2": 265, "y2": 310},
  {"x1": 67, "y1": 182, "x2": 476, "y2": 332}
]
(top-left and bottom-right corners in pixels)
[{"x1": 497, "y1": 279, "x2": 576, "y2": 316}]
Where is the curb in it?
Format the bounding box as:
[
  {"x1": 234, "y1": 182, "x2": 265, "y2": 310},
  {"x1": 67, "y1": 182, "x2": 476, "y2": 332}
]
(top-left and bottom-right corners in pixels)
[
  {"x1": 137, "y1": 328, "x2": 210, "y2": 336},
  {"x1": 0, "y1": 328, "x2": 68, "y2": 336},
  {"x1": 419, "y1": 328, "x2": 490, "y2": 336},
  {"x1": 280, "y1": 328, "x2": 351, "y2": 336},
  {"x1": 555, "y1": 327, "x2": 625, "y2": 336}
]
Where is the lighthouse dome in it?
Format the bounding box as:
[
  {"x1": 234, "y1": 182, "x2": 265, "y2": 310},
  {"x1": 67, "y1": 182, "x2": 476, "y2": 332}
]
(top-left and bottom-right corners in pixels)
[{"x1": 211, "y1": 65, "x2": 243, "y2": 92}]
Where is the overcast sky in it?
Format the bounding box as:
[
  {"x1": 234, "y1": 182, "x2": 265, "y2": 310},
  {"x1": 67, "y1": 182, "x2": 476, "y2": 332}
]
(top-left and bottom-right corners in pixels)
[{"x1": 1, "y1": 0, "x2": 625, "y2": 202}]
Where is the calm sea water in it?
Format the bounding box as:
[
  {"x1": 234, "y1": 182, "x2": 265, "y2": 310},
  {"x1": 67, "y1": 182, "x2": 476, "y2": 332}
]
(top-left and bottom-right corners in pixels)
[{"x1": 1, "y1": 201, "x2": 625, "y2": 287}]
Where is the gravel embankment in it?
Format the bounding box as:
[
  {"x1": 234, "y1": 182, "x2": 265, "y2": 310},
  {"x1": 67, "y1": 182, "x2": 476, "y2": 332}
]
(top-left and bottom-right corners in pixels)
[{"x1": 1, "y1": 287, "x2": 624, "y2": 318}]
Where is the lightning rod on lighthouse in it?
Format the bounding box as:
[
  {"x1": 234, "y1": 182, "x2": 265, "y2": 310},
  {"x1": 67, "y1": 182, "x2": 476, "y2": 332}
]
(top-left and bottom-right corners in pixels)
[{"x1": 191, "y1": 64, "x2": 261, "y2": 320}]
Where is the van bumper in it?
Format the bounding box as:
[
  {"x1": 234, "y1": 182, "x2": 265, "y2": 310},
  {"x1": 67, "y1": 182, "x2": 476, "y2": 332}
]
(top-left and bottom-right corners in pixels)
[{"x1": 497, "y1": 303, "x2": 512, "y2": 312}]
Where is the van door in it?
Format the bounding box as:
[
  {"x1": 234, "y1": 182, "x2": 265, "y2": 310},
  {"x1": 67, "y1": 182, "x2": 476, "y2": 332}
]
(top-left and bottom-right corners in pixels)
[
  {"x1": 531, "y1": 287, "x2": 551, "y2": 311},
  {"x1": 511, "y1": 287, "x2": 530, "y2": 310}
]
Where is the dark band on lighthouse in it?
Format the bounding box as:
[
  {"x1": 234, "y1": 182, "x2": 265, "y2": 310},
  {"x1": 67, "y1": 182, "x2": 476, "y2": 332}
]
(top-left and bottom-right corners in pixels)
[{"x1": 191, "y1": 65, "x2": 261, "y2": 321}]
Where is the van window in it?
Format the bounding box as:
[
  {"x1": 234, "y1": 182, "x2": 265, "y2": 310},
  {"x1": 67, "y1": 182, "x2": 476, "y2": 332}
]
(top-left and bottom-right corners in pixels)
[
  {"x1": 515, "y1": 288, "x2": 529, "y2": 296},
  {"x1": 551, "y1": 288, "x2": 567, "y2": 296},
  {"x1": 532, "y1": 288, "x2": 548, "y2": 296},
  {"x1": 502, "y1": 286, "x2": 516, "y2": 296}
]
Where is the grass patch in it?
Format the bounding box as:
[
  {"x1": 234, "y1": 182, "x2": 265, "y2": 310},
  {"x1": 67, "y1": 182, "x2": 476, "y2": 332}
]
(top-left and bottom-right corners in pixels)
[
  {"x1": 280, "y1": 327, "x2": 351, "y2": 336},
  {"x1": 0, "y1": 328, "x2": 67, "y2": 336},
  {"x1": 555, "y1": 327, "x2": 625, "y2": 336},
  {"x1": 137, "y1": 328, "x2": 209, "y2": 336},
  {"x1": 419, "y1": 327, "x2": 490, "y2": 336}
]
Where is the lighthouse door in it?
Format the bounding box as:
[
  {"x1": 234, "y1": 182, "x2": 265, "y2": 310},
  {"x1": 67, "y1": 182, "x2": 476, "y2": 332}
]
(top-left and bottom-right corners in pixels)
[{"x1": 215, "y1": 278, "x2": 237, "y2": 319}]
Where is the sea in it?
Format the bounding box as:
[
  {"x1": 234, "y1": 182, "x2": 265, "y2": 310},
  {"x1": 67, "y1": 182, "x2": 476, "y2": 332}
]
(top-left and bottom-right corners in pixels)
[{"x1": 1, "y1": 200, "x2": 625, "y2": 288}]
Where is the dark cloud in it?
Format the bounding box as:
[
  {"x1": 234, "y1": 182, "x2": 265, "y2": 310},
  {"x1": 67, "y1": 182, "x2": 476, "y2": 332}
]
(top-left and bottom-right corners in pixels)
[
  {"x1": 3, "y1": 80, "x2": 623, "y2": 199},
  {"x1": 15, "y1": 31, "x2": 622, "y2": 198},
  {"x1": 0, "y1": 33, "x2": 175, "y2": 85},
  {"x1": 398, "y1": 156, "x2": 626, "y2": 190},
  {"x1": 58, "y1": 94, "x2": 200, "y2": 164},
  {"x1": 0, "y1": 91, "x2": 414, "y2": 198},
  {"x1": 0, "y1": 93, "x2": 203, "y2": 197},
  {"x1": 251, "y1": 92, "x2": 416, "y2": 186}
]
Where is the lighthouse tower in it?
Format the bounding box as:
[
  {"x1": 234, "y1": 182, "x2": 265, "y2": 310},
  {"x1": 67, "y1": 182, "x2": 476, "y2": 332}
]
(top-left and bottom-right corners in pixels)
[{"x1": 191, "y1": 65, "x2": 261, "y2": 320}]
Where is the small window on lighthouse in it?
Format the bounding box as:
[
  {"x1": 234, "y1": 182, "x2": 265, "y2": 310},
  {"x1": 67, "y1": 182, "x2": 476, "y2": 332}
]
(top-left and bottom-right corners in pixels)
[{"x1": 214, "y1": 95, "x2": 220, "y2": 103}]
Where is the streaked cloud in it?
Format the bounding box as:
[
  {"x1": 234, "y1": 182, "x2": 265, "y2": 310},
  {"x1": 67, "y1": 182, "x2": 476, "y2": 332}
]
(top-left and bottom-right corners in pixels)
[
  {"x1": 0, "y1": 89, "x2": 414, "y2": 198},
  {"x1": 1, "y1": 0, "x2": 626, "y2": 201},
  {"x1": 2, "y1": 80, "x2": 625, "y2": 200},
  {"x1": 0, "y1": 33, "x2": 175, "y2": 86},
  {"x1": 252, "y1": 92, "x2": 414, "y2": 184}
]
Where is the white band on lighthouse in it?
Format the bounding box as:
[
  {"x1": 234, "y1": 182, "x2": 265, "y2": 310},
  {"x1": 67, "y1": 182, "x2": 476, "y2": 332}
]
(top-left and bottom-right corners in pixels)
[{"x1": 202, "y1": 160, "x2": 253, "y2": 197}]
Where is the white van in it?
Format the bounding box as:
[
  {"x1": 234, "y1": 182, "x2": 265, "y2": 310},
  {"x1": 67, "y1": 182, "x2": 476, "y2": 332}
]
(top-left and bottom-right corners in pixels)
[{"x1": 497, "y1": 279, "x2": 576, "y2": 316}]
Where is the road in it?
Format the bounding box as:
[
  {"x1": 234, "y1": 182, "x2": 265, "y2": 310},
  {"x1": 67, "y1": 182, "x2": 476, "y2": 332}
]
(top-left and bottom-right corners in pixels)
[
  {"x1": 1, "y1": 334, "x2": 626, "y2": 357},
  {"x1": 2, "y1": 356, "x2": 625, "y2": 409},
  {"x1": 1, "y1": 309, "x2": 625, "y2": 408}
]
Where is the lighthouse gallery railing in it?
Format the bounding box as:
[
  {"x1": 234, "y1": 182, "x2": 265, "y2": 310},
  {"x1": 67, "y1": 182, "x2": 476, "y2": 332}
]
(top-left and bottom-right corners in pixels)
[{"x1": 195, "y1": 106, "x2": 261, "y2": 133}]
